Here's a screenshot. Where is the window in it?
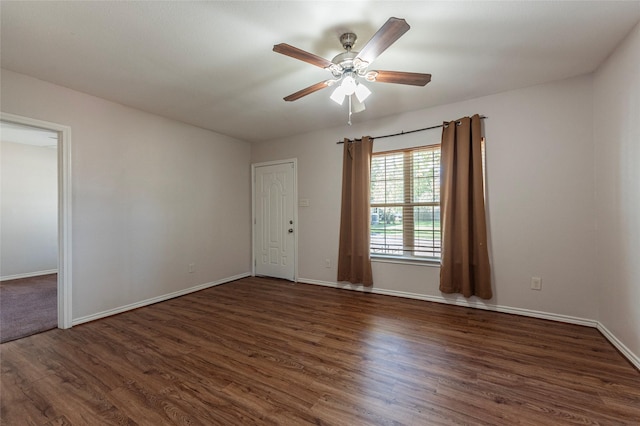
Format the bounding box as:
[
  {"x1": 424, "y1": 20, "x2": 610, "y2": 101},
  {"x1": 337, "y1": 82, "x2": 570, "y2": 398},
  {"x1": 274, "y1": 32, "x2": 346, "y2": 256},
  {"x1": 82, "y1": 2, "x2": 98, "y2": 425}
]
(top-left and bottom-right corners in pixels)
[{"x1": 370, "y1": 145, "x2": 441, "y2": 260}]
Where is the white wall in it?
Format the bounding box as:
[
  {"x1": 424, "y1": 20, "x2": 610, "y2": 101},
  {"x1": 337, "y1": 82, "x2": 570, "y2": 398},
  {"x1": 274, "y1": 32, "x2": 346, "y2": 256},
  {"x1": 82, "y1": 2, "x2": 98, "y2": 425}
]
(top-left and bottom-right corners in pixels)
[
  {"x1": 252, "y1": 74, "x2": 598, "y2": 321},
  {"x1": 1, "y1": 69, "x2": 252, "y2": 320},
  {"x1": 0, "y1": 141, "x2": 58, "y2": 278},
  {"x1": 594, "y1": 22, "x2": 640, "y2": 361}
]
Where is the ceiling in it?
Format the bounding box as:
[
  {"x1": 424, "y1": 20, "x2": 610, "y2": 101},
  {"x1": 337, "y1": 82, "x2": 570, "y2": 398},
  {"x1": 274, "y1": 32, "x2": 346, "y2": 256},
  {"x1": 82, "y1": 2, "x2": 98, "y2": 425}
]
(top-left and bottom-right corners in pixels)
[{"x1": 1, "y1": 1, "x2": 639, "y2": 143}]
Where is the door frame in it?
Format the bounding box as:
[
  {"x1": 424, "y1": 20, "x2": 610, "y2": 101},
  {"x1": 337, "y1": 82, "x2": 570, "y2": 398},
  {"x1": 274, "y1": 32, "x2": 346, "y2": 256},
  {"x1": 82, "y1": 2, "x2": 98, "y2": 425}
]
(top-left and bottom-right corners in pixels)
[
  {"x1": 1, "y1": 112, "x2": 73, "y2": 329},
  {"x1": 251, "y1": 158, "x2": 298, "y2": 282}
]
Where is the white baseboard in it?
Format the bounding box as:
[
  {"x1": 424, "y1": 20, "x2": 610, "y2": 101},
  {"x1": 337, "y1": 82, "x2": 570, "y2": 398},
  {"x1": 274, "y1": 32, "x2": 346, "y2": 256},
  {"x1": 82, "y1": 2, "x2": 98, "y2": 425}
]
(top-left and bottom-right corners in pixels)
[
  {"x1": 72, "y1": 272, "x2": 251, "y2": 326},
  {"x1": 298, "y1": 277, "x2": 638, "y2": 369},
  {"x1": 1, "y1": 269, "x2": 58, "y2": 281},
  {"x1": 596, "y1": 322, "x2": 640, "y2": 370}
]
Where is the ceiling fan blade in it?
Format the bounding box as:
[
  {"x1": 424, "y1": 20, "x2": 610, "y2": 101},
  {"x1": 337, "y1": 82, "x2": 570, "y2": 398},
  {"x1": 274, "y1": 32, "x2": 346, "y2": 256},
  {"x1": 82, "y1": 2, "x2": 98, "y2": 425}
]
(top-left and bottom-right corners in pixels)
[
  {"x1": 283, "y1": 80, "x2": 331, "y2": 102},
  {"x1": 356, "y1": 17, "x2": 410, "y2": 65},
  {"x1": 369, "y1": 70, "x2": 432, "y2": 86},
  {"x1": 273, "y1": 43, "x2": 334, "y2": 69}
]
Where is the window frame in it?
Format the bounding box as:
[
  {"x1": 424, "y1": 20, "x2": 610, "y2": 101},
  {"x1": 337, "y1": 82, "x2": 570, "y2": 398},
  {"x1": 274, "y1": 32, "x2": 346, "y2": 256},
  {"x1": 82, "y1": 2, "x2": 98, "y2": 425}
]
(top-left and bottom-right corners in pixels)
[{"x1": 370, "y1": 144, "x2": 442, "y2": 264}]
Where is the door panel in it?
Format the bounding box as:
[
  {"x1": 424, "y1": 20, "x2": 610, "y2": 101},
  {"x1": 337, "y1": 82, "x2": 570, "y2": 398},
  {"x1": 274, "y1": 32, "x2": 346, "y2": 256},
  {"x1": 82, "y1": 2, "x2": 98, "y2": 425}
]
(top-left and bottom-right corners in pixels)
[{"x1": 255, "y1": 162, "x2": 295, "y2": 280}]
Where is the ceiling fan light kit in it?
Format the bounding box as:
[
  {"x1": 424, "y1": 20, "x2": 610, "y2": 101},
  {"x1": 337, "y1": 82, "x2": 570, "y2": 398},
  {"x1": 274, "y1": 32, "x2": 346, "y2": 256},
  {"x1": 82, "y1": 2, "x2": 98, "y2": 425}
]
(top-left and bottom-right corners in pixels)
[
  {"x1": 330, "y1": 85, "x2": 347, "y2": 105},
  {"x1": 354, "y1": 83, "x2": 371, "y2": 102},
  {"x1": 273, "y1": 17, "x2": 431, "y2": 125}
]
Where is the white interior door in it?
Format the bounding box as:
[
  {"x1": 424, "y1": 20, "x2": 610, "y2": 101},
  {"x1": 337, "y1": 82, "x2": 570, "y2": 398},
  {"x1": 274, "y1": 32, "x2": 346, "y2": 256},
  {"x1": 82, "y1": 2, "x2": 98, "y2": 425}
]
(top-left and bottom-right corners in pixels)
[{"x1": 254, "y1": 162, "x2": 295, "y2": 281}]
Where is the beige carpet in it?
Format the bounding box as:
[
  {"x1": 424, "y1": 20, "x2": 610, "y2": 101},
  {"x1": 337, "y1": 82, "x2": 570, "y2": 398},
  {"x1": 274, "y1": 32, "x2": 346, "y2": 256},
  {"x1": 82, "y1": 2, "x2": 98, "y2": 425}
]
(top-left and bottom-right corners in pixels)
[{"x1": 0, "y1": 274, "x2": 57, "y2": 343}]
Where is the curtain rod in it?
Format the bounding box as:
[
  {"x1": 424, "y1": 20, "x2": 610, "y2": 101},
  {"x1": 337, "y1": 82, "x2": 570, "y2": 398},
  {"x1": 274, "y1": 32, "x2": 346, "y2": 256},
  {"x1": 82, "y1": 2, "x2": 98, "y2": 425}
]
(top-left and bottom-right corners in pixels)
[{"x1": 336, "y1": 115, "x2": 487, "y2": 144}]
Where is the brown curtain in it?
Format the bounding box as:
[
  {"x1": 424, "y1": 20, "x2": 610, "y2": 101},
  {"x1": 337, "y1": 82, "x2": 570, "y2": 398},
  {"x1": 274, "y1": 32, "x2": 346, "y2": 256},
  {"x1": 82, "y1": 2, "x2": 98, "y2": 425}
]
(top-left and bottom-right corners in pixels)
[
  {"x1": 440, "y1": 114, "x2": 492, "y2": 299},
  {"x1": 337, "y1": 137, "x2": 373, "y2": 286}
]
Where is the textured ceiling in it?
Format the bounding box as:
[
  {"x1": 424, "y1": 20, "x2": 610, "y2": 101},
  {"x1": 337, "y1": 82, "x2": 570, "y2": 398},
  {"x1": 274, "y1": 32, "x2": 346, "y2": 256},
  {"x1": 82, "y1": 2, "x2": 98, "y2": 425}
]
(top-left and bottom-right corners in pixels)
[{"x1": 1, "y1": 1, "x2": 639, "y2": 143}]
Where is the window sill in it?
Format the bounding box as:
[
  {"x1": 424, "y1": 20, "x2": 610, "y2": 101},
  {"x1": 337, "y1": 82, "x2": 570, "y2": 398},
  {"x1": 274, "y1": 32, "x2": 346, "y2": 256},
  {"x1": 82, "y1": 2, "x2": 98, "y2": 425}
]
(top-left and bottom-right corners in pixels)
[{"x1": 371, "y1": 255, "x2": 441, "y2": 268}]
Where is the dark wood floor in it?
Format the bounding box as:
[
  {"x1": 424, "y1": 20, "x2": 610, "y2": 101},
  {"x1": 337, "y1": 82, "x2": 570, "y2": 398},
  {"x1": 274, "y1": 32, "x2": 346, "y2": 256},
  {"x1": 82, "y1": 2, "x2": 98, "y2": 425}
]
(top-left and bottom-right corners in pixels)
[{"x1": 1, "y1": 277, "x2": 638, "y2": 425}]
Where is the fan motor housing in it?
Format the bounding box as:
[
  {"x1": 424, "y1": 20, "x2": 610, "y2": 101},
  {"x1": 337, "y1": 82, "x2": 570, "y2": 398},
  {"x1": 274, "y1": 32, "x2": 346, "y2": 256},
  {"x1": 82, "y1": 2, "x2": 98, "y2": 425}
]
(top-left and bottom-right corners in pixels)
[
  {"x1": 339, "y1": 32, "x2": 357, "y2": 50},
  {"x1": 332, "y1": 51, "x2": 358, "y2": 67},
  {"x1": 331, "y1": 33, "x2": 369, "y2": 78}
]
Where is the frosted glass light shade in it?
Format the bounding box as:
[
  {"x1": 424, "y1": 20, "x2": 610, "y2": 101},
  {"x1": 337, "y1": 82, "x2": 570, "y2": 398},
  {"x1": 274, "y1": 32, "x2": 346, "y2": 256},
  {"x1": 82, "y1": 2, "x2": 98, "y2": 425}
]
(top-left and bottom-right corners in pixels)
[
  {"x1": 355, "y1": 83, "x2": 371, "y2": 102},
  {"x1": 330, "y1": 86, "x2": 346, "y2": 105},
  {"x1": 341, "y1": 75, "x2": 357, "y2": 95}
]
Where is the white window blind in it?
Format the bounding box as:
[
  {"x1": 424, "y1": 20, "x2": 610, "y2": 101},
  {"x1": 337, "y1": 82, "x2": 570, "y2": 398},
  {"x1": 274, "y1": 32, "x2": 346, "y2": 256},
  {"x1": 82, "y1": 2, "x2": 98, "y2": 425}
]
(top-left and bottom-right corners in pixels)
[{"x1": 370, "y1": 145, "x2": 441, "y2": 260}]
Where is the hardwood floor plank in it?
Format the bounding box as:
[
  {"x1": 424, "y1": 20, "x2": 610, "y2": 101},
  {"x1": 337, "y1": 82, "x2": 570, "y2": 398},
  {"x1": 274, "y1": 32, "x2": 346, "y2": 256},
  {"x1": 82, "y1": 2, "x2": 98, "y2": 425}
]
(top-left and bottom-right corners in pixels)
[
  {"x1": 1, "y1": 332, "x2": 62, "y2": 383},
  {"x1": 1, "y1": 277, "x2": 638, "y2": 425},
  {"x1": 0, "y1": 364, "x2": 52, "y2": 426},
  {"x1": 42, "y1": 415, "x2": 73, "y2": 426}
]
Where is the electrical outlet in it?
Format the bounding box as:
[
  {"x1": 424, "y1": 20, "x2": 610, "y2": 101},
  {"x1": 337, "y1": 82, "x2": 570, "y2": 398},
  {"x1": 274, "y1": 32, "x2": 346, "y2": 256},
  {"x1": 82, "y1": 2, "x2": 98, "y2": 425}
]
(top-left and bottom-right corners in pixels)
[
  {"x1": 325, "y1": 259, "x2": 331, "y2": 268},
  {"x1": 188, "y1": 263, "x2": 196, "y2": 273},
  {"x1": 531, "y1": 276, "x2": 542, "y2": 290}
]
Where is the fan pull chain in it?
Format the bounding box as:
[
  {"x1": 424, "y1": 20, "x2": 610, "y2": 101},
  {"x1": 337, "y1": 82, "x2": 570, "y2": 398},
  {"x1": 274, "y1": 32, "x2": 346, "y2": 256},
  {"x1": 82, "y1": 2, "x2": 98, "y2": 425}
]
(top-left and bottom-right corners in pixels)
[{"x1": 348, "y1": 95, "x2": 353, "y2": 126}]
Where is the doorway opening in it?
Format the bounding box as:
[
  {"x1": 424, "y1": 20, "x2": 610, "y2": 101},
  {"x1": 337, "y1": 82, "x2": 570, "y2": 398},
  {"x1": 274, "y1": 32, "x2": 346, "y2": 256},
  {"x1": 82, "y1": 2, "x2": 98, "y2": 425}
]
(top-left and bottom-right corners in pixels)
[{"x1": 0, "y1": 113, "x2": 72, "y2": 340}]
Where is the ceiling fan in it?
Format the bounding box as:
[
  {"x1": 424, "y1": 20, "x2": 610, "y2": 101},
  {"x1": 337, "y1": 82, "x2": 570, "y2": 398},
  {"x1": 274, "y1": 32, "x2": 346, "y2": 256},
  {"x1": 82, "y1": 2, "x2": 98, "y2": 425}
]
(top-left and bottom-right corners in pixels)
[{"x1": 273, "y1": 17, "x2": 431, "y2": 121}]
